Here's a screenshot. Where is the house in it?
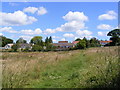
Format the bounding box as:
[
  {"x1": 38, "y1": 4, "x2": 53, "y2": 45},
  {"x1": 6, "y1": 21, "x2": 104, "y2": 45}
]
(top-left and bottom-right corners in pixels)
[
  {"x1": 52, "y1": 41, "x2": 74, "y2": 50},
  {"x1": 72, "y1": 41, "x2": 79, "y2": 47},
  {"x1": 99, "y1": 40, "x2": 112, "y2": 46},
  {"x1": 18, "y1": 43, "x2": 32, "y2": 50},
  {"x1": 5, "y1": 43, "x2": 14, "y2": 49}
]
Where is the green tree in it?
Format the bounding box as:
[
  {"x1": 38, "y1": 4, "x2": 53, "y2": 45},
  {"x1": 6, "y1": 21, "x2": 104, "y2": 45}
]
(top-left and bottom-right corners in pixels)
[
  {"x1": 11, "y1": 44, "x2": 18, "y2": 52},
  {"x1": 107, "y1": 29, "x2": 120, "y2": 46},
  {"x1": 76, "y1": 39, "x2": 86, "y2": 49},
  {"x1": 75, "y1": 38, "x2": 81, "y2": 41},
  {"x1": 90, "y1": 37, "x2": 100, "y2": 47},
  {"x1": 32, "y1": 45, "x2": 43, "y2": 51},
  {"x1": 16, "y1": 38, "x2": 27, "y2": 44},
  {"x1": 0, "y1": 36, "x2": 13, "y2": 47},
  {"x1": 30, "y1": 36, "x2": 43, "y2": 45},
  {"x1": 45, "y1": 37, "x2": 49, "y2": 44},
  {"x1": 49, "y1": 36, "x2": 53, "y2": 43}
]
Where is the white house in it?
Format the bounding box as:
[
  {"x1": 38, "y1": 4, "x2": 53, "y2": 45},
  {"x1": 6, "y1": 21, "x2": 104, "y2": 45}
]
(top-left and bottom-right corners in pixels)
[{"x1": 5, "y1": 44, "x2": 14, "y2": 49}]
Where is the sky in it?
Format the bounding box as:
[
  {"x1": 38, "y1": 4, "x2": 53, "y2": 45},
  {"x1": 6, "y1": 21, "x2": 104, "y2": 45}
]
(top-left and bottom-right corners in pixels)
[{"x1": 0, "y1": 2, "x2": 118, "y2": 43}]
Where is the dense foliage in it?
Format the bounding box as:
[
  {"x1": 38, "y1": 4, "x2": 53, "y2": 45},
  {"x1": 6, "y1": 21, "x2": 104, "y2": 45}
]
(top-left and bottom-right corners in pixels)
[
  {"x1": 107, "y1": 29, "x2": 120, "y2": 46},
  {"x1": 0, "y1": 36, "x2": 13, "y2": 47}
]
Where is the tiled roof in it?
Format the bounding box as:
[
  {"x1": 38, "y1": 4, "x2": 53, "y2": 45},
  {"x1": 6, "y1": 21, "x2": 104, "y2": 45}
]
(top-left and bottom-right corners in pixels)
[
  {"x1": 72, "y1": 41, "x2": 79, "y2": 44},
  {"x1": 52, "y1": 43, "x2": 74, "y2": 46},
  {"x1": 58, "y1": 41, "x2": 68, "y2": 43},
  {"x1": 100, "y1": 40, "x2": 112, "y2": 43}
]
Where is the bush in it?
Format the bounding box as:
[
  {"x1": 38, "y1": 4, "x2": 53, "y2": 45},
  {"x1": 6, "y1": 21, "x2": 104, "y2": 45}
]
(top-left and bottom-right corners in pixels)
[
  {"x1": 76, "y1": 39, "x2": 86, "y2": 49},
  {"x1": 11, "y1": 44, "x2": 18, "y2": 52},
  {"x1": 32, "y1": 45, "x2": 43, "y2": 51}
]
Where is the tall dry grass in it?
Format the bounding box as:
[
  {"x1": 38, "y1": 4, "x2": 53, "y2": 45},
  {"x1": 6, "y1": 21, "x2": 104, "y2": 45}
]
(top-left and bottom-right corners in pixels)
[{"x1": 1, "y1": 46, "x2": 120, "y2": 88}]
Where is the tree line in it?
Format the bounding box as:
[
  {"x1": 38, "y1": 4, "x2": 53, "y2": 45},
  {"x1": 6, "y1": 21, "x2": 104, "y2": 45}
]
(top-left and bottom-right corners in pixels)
[{"x1": 1, "y1": 29, "x2": 120, "y2": 52}]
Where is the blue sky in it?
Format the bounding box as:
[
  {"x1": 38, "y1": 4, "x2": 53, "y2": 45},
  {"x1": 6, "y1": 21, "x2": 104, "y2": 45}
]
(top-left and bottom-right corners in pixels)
[{"x1": 0, "y1": 2, "x2": 118, "y2": 43}]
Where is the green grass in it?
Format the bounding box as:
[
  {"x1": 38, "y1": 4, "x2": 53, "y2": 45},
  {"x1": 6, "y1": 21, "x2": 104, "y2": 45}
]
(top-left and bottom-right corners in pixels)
[{"x1": 2, "y1": 46, "x2": 120, "y2": 88}]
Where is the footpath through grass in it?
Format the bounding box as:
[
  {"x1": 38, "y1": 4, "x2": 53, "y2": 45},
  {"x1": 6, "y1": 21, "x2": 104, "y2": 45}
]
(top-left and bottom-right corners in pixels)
[{"x1": 2, "y1": 46, "x2": 120, "y2": 88}]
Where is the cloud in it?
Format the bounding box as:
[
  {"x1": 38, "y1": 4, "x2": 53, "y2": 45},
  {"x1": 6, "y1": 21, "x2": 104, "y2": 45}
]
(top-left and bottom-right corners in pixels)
[
  {"x1": 61, "y1": 38, "x2": 66, "y2": 41},
  {"x1": 63, "y1": 11, "x2": 88, "y2": 22},
  {"x1": 0, "y1": 11, "x2": 37, "y2": 26},
  {"x1": 98, "y1": 10, "x2": 117, "y2": 20},
  {"x1": 0, "y1": 33, "x2": 3, "y2": 36},
  {"x1": 52, "y1": 36, "x2": 60, "y2": 39},
  {"x1": 44, "y1": 29, "x2": 55, "y2": 35},
  {"x1": 20, "y1": 28, "x2": 42, "y2": 35},
  {"x1": 19, "y1": 35, "x2": 33, "y2": 42},
  {"x1": 37, "y1": 7, "x2": 47, "y2": 15},
  {"x1": 98, "y1": 31, "x2": 108, "y2": 36},
  {"x1": 63, "y1": 33, "x2": 74, "y2": 38},
  {"x1": 0, "y1": 27, "x2": 17, "y2": 33},
  {"x1": 60, "y1": 21, "x2": 85, "y2": 32},
  {"x1": 76, "y1": 30, "x2": 92, "y2": 36},
  {"x1": 97, "y1": 24, "x2": 113, "y2": 30},
  {"x1": 23, "y1": 7, "x2": 38, "y2": 14}
]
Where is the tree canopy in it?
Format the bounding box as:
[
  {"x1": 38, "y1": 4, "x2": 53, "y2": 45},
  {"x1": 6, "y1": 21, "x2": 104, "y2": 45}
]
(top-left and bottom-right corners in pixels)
[
  {"x1": 107, "y1": 29, "x2": 120, "y2": 46},
  {"x1": 30, "y1": 36, "x2": 42, "y2": 45},
  {"x1": 0, "y1": 36, "x2": 13, "y2": 47},
  {"x1": 16, "y1": 38, "x2": 27, "y2": 44},
  {"x1": 107, "y1": 29, "x2": 120, "y2": 37}
]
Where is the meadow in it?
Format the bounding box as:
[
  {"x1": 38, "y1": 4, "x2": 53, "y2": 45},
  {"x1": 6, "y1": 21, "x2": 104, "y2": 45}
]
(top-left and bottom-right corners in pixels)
[{"x1": 1, "y1": 46, "x2": 120, "y2": 88}]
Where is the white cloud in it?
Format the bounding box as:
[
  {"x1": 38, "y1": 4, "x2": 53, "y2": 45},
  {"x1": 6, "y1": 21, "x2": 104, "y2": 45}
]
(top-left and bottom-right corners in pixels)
[
  {"x1": 98, "y1": 10, "x2": 117, "y2": 20},
  {"x1": 97, "y1": 24, "x2": 113, "y2": 30},
  {"x1": 43, "y1": 11, "x2": 88, "y2": 35},
  {"x1": 76, "y1": 30, "x2": 92, "y2": 36},
  {"x1": 20, "y1": 28, "x2": 42, "y2": 35},
  {"x1": 0, "y1": 27, "x2": 17, "y2": 33},
  {"x1": 60, "y1": 21, "x2": 85, "y2": 32},
  {"x1": 63, "y1": 33, "x2": 74, "y2": 38},
  {"x1": 19, "y1": 35, "x2": 33, "y2": 42},
  {"x1": 53, "y1": 39, "x2": 57, "y2": 43},
  {"x1": 37, "y1": 7, "x2": 47, "y2": 15},
  {"x1": 61, "y1": 38, "x2": 66, "y2": 41},
  {"x1": 98, "y1": 31, "x2": 108, "y2": 36},
  {"x1": 44, "y1": 29, "x2": 55, "y2": 35},
  {"x1": 52, "y1": 36, "x2": 60, "y2": 39},
  {"x1": 63, "y1": 11, "x2": 88, "y2": 22},
  {"x1": 0, "y1": 11, "x2": 37, "y2": 26},
  {"x1": 0, "y1": 33, "x2": 3, "y2": 36},
  {"x1": 23, "y1": 7, "x2": 38, "y2": 14}
]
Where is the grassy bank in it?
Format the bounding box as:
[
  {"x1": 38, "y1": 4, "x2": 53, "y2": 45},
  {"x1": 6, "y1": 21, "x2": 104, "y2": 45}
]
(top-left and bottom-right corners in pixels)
[{"x1": 1, "y1": 46, "x2": 120, "y2": 88}]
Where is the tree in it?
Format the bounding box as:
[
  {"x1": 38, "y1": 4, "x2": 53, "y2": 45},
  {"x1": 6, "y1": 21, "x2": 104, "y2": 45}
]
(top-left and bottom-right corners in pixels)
[
  {"x1": 75, "y1": 38, "x2": 81, "y2": 41},
  {"x1": 32, "y1": 45, "x2": 43, "y2": 51},
  {"x1": 30, "y1": 36, "x2": 42, "y2": 45},
  {"x1": 16, "y1": 38, "x2": 27, "y2": 44},
  {"x1": 49, "y1": 36, "x2": 53, "y2": 43},
  {"x1": 90, "y1": 37, "x2": 100, "y2": 47},
  {"x1": 107, "y1": 29, "x2": 120, "y2": 46},
  {"x1": 76, "y1": 39, "x2": 86, "y2": 49},
  {"x1": 11, "y1": 44, "x2": 18, "y2": 52},
  {"x1": 83, "y1": 37, "x2": 90, "y2": 48},
  {"x1": 0, "y1": 36, "x2": 13, "y2": 47},
  {"x1": 45, "y1": 37, "x2": 49, "y2": 44}
]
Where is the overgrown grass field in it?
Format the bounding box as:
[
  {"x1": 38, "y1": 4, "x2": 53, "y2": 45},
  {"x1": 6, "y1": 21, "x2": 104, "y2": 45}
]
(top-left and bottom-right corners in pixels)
[{"x1": 1, "y1": 46, "x2": 120, "y2": 88}]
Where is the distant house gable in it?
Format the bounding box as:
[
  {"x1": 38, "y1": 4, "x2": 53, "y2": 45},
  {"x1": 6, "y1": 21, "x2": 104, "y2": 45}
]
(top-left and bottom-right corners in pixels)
[
  {"x1": 18, "y1": 43, "x2": 32, "y2": 49},
  {"x1": 5, "y1": 43, "x2": 14, "y2": 49},
  {"x1": 52, "y1": 41, "x2": 74, "y2": 50}
]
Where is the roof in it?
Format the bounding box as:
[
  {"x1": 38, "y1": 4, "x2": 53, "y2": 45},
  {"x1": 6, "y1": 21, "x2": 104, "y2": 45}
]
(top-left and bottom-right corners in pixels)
[
  {"x1": 58, "y1": 41, "x2": 68, "y2": 43},
  {"x1": 100, "y1": 40, "x2": 112, "y2": 43},
  {"x1": 18, "y1": 43, "x2": 31, "y2": 47},
  {"x1": 72, "y1": 41, "x2": 79, "y2": 44},
  {"x1": 52, "y1": 43, "x2": 74, "y2": 46},
  {"x1": 5, "y1": 43, "x2": 14, "y2": 47}
]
